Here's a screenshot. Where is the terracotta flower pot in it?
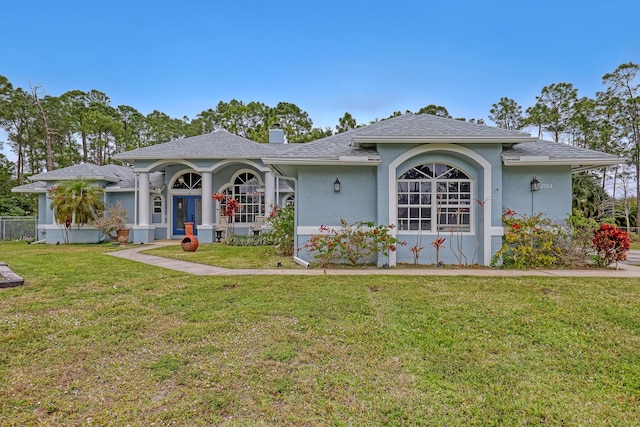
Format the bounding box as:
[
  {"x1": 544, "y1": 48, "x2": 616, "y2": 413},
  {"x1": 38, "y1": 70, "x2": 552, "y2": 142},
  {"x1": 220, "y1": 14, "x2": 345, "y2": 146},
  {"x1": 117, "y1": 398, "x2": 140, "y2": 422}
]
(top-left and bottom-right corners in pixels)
[
  {"x1": 116, "y1": 229, "x2": 130, "y2": 247},
  {"x1": 181, "y1": 222, "x2": 199, "y2": 252}
]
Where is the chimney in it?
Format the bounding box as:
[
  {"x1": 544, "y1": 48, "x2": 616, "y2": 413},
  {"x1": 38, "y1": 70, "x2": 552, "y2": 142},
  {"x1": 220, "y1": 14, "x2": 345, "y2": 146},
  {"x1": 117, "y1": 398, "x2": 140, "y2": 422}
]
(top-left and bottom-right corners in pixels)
[{"x1": 269, "y1": 123, "x2": 286, "y2": 144}]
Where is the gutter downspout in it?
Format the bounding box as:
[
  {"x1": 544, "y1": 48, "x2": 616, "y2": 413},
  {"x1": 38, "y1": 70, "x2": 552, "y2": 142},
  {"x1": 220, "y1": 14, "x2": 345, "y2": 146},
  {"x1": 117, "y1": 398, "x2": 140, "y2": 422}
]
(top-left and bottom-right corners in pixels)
[{"x1": 270, "y1": 170, "x2": 307, "y2": 268}]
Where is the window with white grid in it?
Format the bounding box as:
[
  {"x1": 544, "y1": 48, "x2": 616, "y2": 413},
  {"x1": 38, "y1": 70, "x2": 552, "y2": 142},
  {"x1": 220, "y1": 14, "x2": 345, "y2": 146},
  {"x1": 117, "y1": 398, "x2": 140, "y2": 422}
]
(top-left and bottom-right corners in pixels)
[
  {"x1": 397, "y1": 163, "x2": 472, "y2": 232},
  {"x1": 221, "y1": 172, "x2": 264, "y2": 223}
]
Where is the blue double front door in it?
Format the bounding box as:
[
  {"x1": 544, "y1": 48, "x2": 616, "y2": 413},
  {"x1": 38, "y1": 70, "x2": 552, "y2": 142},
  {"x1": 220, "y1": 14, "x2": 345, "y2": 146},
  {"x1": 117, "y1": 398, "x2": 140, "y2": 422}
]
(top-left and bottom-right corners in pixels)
[{"x1": 173, "y1": 196, "x2": 201, "y2": 236}]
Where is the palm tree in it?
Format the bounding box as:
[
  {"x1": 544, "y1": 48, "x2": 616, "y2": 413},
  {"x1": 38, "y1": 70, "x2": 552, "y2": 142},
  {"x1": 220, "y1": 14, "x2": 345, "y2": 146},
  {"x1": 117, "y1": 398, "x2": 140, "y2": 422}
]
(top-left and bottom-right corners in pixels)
[
  {"x1": 48, "y1": 179, "x2": 105, "y2": 243},
  {"x1": 572, "y1": 173, "x2": 609, "y2": 219}
]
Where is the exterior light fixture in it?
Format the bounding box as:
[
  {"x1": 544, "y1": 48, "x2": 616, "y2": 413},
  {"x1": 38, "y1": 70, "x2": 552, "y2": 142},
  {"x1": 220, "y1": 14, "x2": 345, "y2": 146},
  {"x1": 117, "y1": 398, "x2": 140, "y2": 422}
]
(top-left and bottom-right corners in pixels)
[
  {"x1": 334, "y1": 178, "x2": 341, "y2": 192},
  {"x1": 178, "y1": 175, "x2": 185, "y2": 185},
  {"x1": 530, "y1": 176, "x2": 540, "y2": 192}
]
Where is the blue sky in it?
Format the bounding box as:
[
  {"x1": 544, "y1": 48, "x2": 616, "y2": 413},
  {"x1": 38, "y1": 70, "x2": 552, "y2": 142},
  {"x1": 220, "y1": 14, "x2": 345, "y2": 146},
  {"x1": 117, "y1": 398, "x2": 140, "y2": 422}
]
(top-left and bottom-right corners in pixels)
[{"x1": 2, "y1": 0, "x2": 639, "y2": 161}]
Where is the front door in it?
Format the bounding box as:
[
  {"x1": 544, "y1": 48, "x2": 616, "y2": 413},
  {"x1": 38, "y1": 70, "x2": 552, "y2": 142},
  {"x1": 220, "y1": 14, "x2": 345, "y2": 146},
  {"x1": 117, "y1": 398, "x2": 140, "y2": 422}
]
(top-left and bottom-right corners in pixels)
[{"x1": 173, "y1": 196, "x2": 201, "y2": 236}]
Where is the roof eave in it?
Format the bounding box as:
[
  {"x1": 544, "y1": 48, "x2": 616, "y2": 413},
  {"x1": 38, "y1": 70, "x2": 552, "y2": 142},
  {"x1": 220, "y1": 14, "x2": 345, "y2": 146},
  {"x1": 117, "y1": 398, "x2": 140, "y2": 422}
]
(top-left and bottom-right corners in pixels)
[
  {"x1": 351, "y1": 135, "x2": 538, "y2": 146},
  {"x1": 28, "y1": 174, "x2": 120, "y2": 183},
  {"x1": 114, "y1": 154, "x2": 266, "y2": 161},
  {"x1": 503, "y1": 157, "x2": 622, "y2": 170},
  {"x1": 262, "y1": 157, "x2": 380, "y2": 166},
  {"x1": 11, "y1": 187, "x2": 46, "y2": 194}
]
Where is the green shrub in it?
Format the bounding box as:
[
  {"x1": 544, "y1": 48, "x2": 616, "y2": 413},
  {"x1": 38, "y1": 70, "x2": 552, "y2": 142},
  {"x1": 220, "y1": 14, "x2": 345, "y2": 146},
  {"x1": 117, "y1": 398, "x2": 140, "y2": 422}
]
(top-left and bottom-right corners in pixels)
[
  {"x1": 266, "y1": 204, "x2": 294, "y2": 256},
  {"x1": 563, "y1": 211, "x2": 599, "y2": 266},
  {"x1": 493, "y1": 209, "x2": 567, "y2": 269}
]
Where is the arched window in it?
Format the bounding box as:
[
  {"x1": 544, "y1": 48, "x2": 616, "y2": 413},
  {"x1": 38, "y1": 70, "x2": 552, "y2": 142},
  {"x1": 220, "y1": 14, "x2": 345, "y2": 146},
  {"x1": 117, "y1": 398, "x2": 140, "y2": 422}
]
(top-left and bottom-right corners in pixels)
[
  {"x1": 221, "y1": 172, "x2": 264, "y2": 223},
  {"x1": 397, "y1": 163, "x2": 471, "y2": 232},
  {"x1": 172, "y1": 172, "x2": 201, "y2": 189}
]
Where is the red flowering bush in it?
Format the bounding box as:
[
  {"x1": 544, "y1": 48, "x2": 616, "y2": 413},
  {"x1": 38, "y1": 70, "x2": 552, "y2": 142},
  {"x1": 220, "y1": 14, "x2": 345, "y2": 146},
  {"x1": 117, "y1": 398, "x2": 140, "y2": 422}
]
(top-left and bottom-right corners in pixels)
[
  {"x1": 212, "y1": 193, "x2": 240, "y2": 220},
  {"x1": 592, "y1": 224, "x2": 630, "y2": 267},
  {"x1": 304, "y1": 220, "x2": 403, "y2": 267}
]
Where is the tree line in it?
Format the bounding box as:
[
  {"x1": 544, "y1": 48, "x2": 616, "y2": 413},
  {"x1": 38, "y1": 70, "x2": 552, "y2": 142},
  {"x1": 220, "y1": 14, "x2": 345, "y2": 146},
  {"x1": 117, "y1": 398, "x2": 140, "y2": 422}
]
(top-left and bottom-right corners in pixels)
[
  {"x1": 0, "y1": 62, "x2": 638, "y2": 226},
  {"x1": 488, "y1": 63, "x2": 639, "y2": 229}
]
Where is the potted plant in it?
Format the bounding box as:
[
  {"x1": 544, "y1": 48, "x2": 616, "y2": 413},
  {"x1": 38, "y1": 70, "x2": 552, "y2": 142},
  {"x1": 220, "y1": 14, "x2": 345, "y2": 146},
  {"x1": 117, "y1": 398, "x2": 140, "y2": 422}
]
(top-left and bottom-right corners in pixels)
[{"x1": 92, "y1": 201, "x2": 129, "y2": 245}]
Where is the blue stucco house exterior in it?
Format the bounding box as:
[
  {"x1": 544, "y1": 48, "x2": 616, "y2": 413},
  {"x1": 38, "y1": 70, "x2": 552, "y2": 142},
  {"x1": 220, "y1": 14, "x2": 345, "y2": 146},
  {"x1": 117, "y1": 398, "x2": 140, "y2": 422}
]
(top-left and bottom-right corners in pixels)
[{"x1": 13, "y1": 113, "x2": 620, "y2": 266}]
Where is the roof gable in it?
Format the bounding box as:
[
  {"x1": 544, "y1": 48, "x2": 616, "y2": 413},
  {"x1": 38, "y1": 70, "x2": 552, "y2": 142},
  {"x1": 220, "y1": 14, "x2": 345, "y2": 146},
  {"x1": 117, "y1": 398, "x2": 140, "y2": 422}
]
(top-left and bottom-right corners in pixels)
[
  {"x1": 114, "y1": 129, "x2": 277, "y2": 160},
  {"x1": 30, "y1": 163, "x2": 133, "y2": 182},
  {"x1": 350, "y1": 114, "x2": 537, "y2": 145}
]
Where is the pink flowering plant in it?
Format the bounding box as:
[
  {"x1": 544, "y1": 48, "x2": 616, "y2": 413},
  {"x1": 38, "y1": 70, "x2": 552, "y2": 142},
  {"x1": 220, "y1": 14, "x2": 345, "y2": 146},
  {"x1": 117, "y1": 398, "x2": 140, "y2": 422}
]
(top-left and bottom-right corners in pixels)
[{"x1": 304, "y1": 219, "x2": 404, "y2": 267}]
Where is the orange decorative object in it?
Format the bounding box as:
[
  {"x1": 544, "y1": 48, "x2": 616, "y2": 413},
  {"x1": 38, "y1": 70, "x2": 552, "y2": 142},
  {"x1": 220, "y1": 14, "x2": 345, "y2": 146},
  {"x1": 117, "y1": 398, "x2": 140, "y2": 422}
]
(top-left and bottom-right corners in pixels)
[{"x1": 180, "y1": 222, "x2": 199, "y2": 252}]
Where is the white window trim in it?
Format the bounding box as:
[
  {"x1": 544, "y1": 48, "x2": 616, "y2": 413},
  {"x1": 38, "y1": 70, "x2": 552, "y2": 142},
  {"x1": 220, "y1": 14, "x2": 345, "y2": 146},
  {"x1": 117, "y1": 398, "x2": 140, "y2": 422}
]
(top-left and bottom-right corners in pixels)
[
  {"x1": 388, "y1": 144, "x2": 493, "y2": 266},
  {"x1": 151, "y1": 194, "x2": 165, "y2": 223},
  {"x1": 216, "y1": 169, "x2": 265, "y2": 225},
  {"x1": 397, "y1": 164, "x2": 474, "y2": 234}
]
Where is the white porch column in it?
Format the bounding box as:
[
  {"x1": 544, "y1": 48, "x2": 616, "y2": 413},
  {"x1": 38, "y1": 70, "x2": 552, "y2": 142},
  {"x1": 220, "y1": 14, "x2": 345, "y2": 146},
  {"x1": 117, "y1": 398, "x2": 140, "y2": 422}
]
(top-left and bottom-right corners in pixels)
[
  {"x1": 201, "y1": 171, "x2": 213, "y2": 226},
  {"x1": 138, "y1": 172, "x2": 150, "y2": 226},
  {"x1": 264, "y1": 171, "x2": 276, "y2": 212}
]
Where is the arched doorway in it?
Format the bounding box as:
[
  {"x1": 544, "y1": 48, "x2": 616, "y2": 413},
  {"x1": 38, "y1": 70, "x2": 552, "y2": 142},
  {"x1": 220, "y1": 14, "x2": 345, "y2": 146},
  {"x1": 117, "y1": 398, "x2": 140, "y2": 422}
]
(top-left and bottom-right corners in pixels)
[{"x1": 172, "y1": 172, "x2": 202, "y2": 236}]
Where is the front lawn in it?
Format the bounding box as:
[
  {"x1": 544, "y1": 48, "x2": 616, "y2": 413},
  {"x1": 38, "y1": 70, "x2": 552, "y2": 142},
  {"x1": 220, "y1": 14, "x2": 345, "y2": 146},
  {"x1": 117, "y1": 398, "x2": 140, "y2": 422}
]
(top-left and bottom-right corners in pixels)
[
  {"x1": 0, "y1": 241, "x2": 639, "y2": 425},
  {"x1": 143, "y1": 243, "x2": 303, "y2": 269}
]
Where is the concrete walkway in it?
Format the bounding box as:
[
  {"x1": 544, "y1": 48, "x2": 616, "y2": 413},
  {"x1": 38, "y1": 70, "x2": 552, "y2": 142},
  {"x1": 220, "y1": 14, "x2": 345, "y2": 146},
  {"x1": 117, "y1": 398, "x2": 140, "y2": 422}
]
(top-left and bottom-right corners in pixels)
[{"x1": 107, "y1": 243, "x2": 640, "y2": 278}]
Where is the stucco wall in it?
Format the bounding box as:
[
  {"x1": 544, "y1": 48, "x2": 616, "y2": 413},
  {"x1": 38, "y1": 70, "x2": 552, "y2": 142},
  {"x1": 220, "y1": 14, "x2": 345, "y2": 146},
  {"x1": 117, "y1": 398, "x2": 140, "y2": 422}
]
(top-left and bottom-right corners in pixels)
[
  {"x1": 294, "y1": 143, "x2": 516, "y2": 266},
  {"x1": 297, "y1": 165, "x2": 377, "y2": 226},
  {"x1": 502, "y1": 165, "x2": 572, "y2": 223},
  {"x1": 295, "y1": 165, "x2": 377, "y2": 262},
  {"x1": 105, "y1": 193, "x2": 136, "y2": 227},
  {"x1": 375, "y1": 143, "x2": 504, "y2": 266}
]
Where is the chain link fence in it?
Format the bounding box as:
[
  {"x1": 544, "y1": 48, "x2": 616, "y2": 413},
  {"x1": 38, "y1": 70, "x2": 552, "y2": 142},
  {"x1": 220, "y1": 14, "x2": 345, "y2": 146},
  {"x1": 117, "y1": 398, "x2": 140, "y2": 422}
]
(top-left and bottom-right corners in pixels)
[{"x1": 0, "y1": 216, "x2": 37, "y2": 240}]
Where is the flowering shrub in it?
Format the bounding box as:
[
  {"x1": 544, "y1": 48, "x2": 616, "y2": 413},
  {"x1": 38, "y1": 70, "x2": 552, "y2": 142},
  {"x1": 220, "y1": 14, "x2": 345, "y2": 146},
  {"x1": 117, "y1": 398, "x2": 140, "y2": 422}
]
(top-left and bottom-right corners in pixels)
[
  {"x1": 592, "y1": 224, "x2": 630, "y2": 267},
  {"x1": 304, "y1": 220, "x2": 403, "y2": 267},
  {"x1": 212, "y1": 192, "x2": 241, "y2": 234},
  {"x1": 493, "y1": 209, "x2": 567, "y2": 269},
  {"x1": 266, "y1": 204, "x2": 295, "y2": 256}
]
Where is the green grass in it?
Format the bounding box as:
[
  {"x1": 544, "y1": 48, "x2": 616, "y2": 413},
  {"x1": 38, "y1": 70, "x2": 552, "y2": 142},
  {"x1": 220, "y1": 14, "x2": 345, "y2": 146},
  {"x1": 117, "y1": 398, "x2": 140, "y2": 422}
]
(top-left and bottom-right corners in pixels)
[
  {"x1": 0, "y1": 241, "x2": 639, "y2": 425},
  {"x1": 144, "y1": 243, "x2": 303, "y2": 269},
  {"x1": 631, "y1": 241, "x2": 640, "y2": 250}
]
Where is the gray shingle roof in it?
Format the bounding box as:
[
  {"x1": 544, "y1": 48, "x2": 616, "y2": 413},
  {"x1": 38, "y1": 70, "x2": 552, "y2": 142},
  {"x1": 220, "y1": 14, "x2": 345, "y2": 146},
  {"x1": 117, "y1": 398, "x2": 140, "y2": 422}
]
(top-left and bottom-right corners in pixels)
[
  {"x1": 353, "y1": 113, "x2": 532, "y2": 138},
  {"x1": 263, "y1": 113, "x2": 534, "y2": 162},
  {"x1": 502, "y1": 140, "x2": 621, "y2": 170},
  {"x1": 105, "y1": 170, "x2": 164, "y2": 190},
  {"x1": 263, "y1": 133, "x2": 380, "y2": 161},
  {"x1": 30, "y1": 163, "x2": 134, "y2": 182},
  {"x1": 11, "y1": 181, "x2": 46, "y2": 193},
  {"x1": 26, "y1": 164, "x2": 163, "y2": 191},
  {"x1": 114, "y1": 129, "x2": 277, "y2": 160}
]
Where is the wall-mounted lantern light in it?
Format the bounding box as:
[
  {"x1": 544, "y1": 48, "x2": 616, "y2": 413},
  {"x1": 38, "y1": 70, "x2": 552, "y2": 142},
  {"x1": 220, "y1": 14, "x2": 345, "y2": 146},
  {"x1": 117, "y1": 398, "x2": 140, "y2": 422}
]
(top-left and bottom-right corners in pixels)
[
  {"x1": 530, "y1": 176, "x2": 540, "y2": 192},
  {"x1": 334, "y1": 178, "x2": 341, "y2": 192}
]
